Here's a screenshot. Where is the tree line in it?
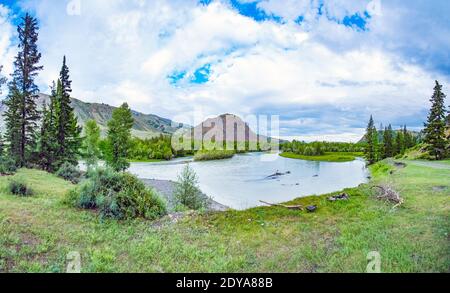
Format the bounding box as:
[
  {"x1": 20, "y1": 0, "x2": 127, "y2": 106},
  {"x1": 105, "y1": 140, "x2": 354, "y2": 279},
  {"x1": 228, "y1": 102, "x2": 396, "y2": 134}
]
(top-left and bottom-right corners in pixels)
[
  {"x1": 0, "y1": 14, "x2": 135, "y2": 174},
  {"x1": 281, "y1": 141, "x2": 364, "y2": 156},
  {"x1": 364, "y1": 80, "x2": 450, "y2": 164}
]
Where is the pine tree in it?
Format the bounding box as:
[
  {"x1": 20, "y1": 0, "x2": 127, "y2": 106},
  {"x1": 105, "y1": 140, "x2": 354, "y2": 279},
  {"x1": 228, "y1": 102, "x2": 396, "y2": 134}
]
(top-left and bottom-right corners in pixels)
[
  {"x1": 383, "y1": 124, "x2": 394, "y2": 158},
  {"x1": 106, "y1": 103, "x2": 134, "y2": 172},
  {"x1": 37, "y1": 83, "x2": 59, "y2": 171},
  {"x1": 364, "y1": 115, "x2": 378, "y2": 164},
  {"x1": 84, "y1": 119, "x2": 101, "y2": 169},
  {"x1": 424, "y1": 81, "x2": 447, "y2": 160},
  {"x1": 395, "y1": 128, "x2": 404, "y2": 156},
  {"x1": 4, "y1": 14, "x2": 43, "y2": 167},
  {"x1": 54, "y1": 57, "x2": 82, "y2": 168}
]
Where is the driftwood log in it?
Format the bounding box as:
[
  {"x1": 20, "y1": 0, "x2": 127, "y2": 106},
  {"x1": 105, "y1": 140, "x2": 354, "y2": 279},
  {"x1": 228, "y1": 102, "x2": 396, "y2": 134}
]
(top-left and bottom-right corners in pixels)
[
  {"x1": 260, "y1": 201, "x2": 303, "y2": 211},
  {"x1": 371, "y1": 185, "x2": 404, "y2": 208}
]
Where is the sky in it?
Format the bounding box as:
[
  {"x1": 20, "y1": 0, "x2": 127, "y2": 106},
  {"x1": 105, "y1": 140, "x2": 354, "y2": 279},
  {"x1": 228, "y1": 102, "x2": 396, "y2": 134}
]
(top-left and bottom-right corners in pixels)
[{"x1": 0, "y1": 0, "x2": 449, "y2": 142}]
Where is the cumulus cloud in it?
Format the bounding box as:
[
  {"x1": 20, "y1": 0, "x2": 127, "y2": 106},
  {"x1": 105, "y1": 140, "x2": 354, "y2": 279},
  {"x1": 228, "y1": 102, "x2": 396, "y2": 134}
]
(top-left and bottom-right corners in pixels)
[{"x1": 0, "y1": 0, "x2": 448, "y2": 141}]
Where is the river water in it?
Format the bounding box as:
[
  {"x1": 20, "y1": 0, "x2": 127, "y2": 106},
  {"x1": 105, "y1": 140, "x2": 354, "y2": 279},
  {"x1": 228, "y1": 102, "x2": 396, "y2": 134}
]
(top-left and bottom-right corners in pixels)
[{"x1": 127, "y1": 152, "x2": 369, "y2": 210}]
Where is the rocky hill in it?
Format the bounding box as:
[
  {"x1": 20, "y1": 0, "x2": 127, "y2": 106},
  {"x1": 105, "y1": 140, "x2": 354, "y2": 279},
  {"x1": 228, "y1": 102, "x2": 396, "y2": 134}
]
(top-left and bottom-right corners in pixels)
[{"x1": 0, "y1": 94, "x2": 185, "y2": 138}]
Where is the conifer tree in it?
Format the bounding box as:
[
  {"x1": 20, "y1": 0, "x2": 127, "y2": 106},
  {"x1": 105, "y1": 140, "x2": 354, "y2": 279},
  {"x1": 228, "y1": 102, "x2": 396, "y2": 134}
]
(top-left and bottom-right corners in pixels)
[
  {"x1": 54, "y1": 57, "x2": 82, "y2": 168},
  {"x1": 4, "y1": 14, "x2": 43, "y2": 167},
  {"x1": 0, "y1": 132, "x2": 5, "y2": 158},
  {"x1": 106, "y1": 103, "x2": 134, "y2": 172},
  {"x1": 395, "y1": 128, "x2": 404, "y2": 156},
  {"x1": 424, "y1": 81, "x2": 447, "y2": 160},
  {"x1": 383, "y1": 124, "x2": 394, "y2": 159},
  {"x1": 364, "y1": 115, "x2": 378, "y2": 164},
  {"x1": 37, "y1": 84, "x2": 59, "y2": 171}
]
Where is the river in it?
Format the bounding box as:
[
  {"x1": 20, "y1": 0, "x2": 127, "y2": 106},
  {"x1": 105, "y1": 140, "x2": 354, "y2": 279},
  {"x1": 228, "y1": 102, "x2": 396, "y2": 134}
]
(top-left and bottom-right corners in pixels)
[{"x1": 127, "y1": 152, "x2": 369, "y2": 210}]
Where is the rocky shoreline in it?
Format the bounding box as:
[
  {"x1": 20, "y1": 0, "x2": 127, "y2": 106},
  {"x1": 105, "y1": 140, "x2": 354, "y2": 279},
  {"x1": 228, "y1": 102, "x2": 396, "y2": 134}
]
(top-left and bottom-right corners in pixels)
[{"x1": 141, "y1": 179, "x2": 229, "y2": 212}]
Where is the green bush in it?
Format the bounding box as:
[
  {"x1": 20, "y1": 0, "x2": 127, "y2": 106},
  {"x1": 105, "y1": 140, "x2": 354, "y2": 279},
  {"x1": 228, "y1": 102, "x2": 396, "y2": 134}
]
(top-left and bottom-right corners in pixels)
[
  {"x1": 174, "y1": 164, "x2": 207, "y2": 210},
  {"x1": 55, "y1": 162, "x2": 82, "y2": 184},
  {"x1": 194, "y1": 150, "x2": 235, "y2": 161},
  {"x1": 8, "y1": 179, "x2": 33, "y2": 197},
  {"x1": 66, "y1": 168, "x2": 167, "y2": 220},
  {"x1": 0, "y1": 157, "x2": 18, "y2": 175}
]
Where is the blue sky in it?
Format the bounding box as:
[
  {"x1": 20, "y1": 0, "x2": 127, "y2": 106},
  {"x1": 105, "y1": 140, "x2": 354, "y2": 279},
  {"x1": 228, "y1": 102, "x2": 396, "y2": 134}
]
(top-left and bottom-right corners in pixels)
[{"x1": 0, "y1": 0, "x2": 449, "y2": 142}]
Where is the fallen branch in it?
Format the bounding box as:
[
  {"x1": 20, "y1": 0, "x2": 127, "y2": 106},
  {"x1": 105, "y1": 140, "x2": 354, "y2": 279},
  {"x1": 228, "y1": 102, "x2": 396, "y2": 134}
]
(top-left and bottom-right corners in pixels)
[
  {"x1": 260, "y1": 201, "x2": 303, "y2": 210},
  {"x1": 371, "y1": 185, "x2": 404, "y2": 207}
]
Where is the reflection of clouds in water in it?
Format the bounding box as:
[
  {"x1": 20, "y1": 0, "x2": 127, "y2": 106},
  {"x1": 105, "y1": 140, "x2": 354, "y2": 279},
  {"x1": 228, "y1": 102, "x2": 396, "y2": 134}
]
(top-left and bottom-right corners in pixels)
[{"x1": 128, "y1": 153, "x2": 369, "y2": 210}]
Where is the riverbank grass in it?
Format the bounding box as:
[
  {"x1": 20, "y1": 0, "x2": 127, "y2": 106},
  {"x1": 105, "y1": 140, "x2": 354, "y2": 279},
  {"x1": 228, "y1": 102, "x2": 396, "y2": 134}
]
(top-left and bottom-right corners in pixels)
[
  {"x1": 0, "y1": 160, "x2": 449, "y2": 272},
  {"x1": 194, "y1": 150, "x2": 235, "y2": 161},
  {"x1": 280, "y1": 152, "x2": 363, "y2": 162}
]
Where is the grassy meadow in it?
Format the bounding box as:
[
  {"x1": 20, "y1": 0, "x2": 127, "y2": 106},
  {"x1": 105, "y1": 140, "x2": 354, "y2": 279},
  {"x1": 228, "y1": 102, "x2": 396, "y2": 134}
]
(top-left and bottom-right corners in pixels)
[{"x1": 0, "y1": 159, "x2": 449, "y2": 273}]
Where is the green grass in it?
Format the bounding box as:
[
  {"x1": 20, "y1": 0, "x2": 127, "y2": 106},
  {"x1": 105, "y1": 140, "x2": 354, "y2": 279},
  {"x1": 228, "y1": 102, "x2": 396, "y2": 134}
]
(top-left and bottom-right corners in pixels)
[
  {"x1": 280, "y1": 152, "x2": 363, "y2": 162},
  {"x1": 194, "y1": 150, "x2": 235, "y2": 161},
  {"x1": 0, "y1": 161, "x2": 449, "y2": 273}
]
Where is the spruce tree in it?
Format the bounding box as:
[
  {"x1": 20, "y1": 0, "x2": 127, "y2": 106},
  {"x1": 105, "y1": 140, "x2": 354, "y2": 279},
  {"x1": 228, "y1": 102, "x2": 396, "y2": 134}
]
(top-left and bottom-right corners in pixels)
[
  {"x1": 37, "y1": 84, "x2": 59, "y2": 171},
  {"x1": 364, "y1": 115, "x2": 378, "y2": 164},
  {"x1": 395, "y1": 128, "x2": 404, "y2": 156},
  {"x1": 106, "y1": 103, "x2": 134, "y2": 172},
  {"x1": 54, "y1": 57, "x2": 82, "y2": 168},
  {"x1": 383, "y1": 124, "x2": 394, "y2": 159},
  {"x1": 3, "y1": 14, "x2": 43, "y2": 167},
  {"x1": 424, "y1": 81, "x2": 447, "y2": 160}
]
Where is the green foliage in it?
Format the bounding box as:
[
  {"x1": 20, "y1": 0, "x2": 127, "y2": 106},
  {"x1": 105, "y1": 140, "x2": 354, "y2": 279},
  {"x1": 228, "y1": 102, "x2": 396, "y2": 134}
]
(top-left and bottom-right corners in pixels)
[
  {"x1": 8, "y1": 178, "x2": 34, "y2": 197},
  {"x1": 0, "y1": 157, "x2": 18, "y2": 175},
  {"x1": 281, "y1": 141, "x2": 363, "y2": 157},
  {"x1": 424, "y1": 81, "x2": 447, "y2": 160},
  {"x1": 129, "y1": 135, "x2": 174, "y2": 161},
  {"x1": 105, "y1": 103, "x2": 134, "y2": 172},
  {"x1": 280, "y1": 152, "x2": 361, "y2": 162},
  {"x1": 382, "y1": 125, "x2": 394, "y2": 159},
  {"x1": 54, "y1": 58, "x2": 83, "y2": 168},
  {"x1": 364, "y1": 115, "x2": 379, "y2": 164},
  {"x1": 55, "y1": 162, "x2": 82, "y2": 184},
  {"x1": 194, "y1": 150, "x2": 235, "y2": 161},
  {"x1": 174, "y1": 164, "x2": 206, "y2": 210},
  {"x1": 4, "y1": 14, "x2": 43, "y2": 167},
  {"x1": 83, "y1": 119, "x2": 101, "y2": 168},
  {"x1": 67, "y1": 168, "x2": 167, "y2": 220},
  {"x1": 37, "y1": 95, "x2": 58, "y2": 172}
]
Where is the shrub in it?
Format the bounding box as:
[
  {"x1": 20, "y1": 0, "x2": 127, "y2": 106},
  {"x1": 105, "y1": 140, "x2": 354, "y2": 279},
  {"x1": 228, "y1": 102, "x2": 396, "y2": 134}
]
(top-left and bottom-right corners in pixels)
[
  {"x1": 0, "y1": 157, "x2": 17, "y2": 175},
  {"x1": 55, "y1": 162, "x2": 82, "y2": 184},
  {"x1": 174, "y1": 164, "x2": 207, "y2": 210},
  {"x1": 8, "y1": 179, "x2": 33, "y2": 197},
  {"x1": 67, "y1": 168, "x2": 167, "y2": 220}
]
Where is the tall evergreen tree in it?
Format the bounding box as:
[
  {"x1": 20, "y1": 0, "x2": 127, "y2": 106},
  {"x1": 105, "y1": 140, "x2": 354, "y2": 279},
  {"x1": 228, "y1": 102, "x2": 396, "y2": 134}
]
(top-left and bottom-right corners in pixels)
[
  {"x1": 0, "y1": 132, "x2": 5, "y2": 158},
  {"x1": 3, "y1": 14, "x2": 43, "y2": 167},
  {"x1": 424, "y1": 81, "x2": 447, "y2": 160},
  {"x1": 383, "y1": 124, "x2": 394, "y2": 158},
  {"x1": 37, "y1": 84, "x2": 58, "y2": 171},
  {"x1": 54, "y1": 57, "x2": 82, "y2": 167},
  {"x1": 106, "y1": 103, "x2": 134, "y2": 172},
  {"x1": 364, "y1": 115, "x2": 378, "y2": 164},
  {"x1": 395, "y1": 128, "x2": 404, "y2": 156}
]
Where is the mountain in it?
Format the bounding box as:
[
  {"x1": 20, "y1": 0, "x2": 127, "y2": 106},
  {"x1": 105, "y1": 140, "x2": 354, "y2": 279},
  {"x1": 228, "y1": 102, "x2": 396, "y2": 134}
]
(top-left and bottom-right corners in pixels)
[
  {"x1": 181, "y1": 113, "x2": 279, "y2": 149},
  {"x1": 0, "y1": 94, "x2": 185, "y2": 138}
]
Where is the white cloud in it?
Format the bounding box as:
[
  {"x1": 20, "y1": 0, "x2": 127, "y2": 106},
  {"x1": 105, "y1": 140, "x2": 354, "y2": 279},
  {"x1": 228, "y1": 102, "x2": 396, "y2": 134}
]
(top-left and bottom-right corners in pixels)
[{"x1": 0, "y1": 0, "x2": 448, "y2": 142}]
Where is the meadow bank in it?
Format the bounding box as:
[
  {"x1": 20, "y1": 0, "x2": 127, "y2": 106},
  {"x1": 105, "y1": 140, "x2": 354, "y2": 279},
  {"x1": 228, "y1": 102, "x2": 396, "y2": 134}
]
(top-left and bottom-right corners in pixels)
[{"x1": 0, "y1": 159, "x2": 448, "y2": 273}]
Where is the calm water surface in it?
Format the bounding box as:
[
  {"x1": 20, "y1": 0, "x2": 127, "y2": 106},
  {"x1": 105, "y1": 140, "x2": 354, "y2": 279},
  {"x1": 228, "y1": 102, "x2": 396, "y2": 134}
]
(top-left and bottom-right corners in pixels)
[{"x1": 128, "y1": 152, "x2": 369, "y2": 210}]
